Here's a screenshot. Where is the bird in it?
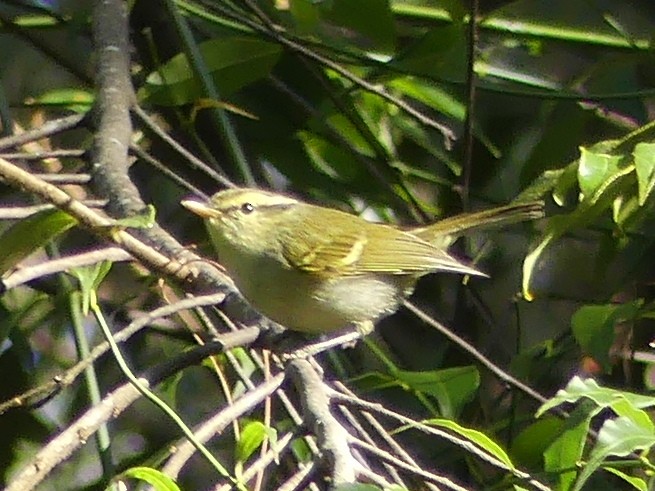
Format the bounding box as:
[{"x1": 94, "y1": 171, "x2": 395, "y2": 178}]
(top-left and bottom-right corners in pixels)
[{"x1": 182, "y1": 188, "x2": 543, "y2": 334}]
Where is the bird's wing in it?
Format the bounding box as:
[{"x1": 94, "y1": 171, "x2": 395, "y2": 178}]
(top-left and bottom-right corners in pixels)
[{"x1": 281, "y1": 219, "x2": 483, "y2": 277}]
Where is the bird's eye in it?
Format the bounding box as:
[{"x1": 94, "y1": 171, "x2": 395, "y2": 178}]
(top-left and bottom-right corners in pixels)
[{"x1": 240, "y1": 202, "x2": 255, "y2": 214}]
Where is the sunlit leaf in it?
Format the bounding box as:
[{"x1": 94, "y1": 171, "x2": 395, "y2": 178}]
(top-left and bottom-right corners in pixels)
[
  {"x1": 235, "y1": 420, "x2": 277, "y2": 463},
  {"x1": 118, "y1": 467, "x2": 180, "y2": 491},
  {"x1": 69, "y1": 261, "x2": 113, "y2": 315},
  {"x1": 544, "y1": 402, "x2": 595, "y2": 491},
  {"x1": 536, "y1": 376, "x2": 655, "y2": 418},
  {"x1": 523, "y1": 163, "x2": 633, "y2": 299},
  {"x1": 577, "y1": 146, "x2": 623, "y2": 200},
  {"x1": 425, "y1": 419, "x2": 514, "y2": 469},
  {"x1": 112, "y1": 205, "x2": 156, "y2": 229},
  {"x1": 24, "y1": 88, "x2": 94, "y2": 113},
  {"x1": 574, "y1": 417, "x2": 655, "y2": 491},
  {"x1": 552, "y1": 161, "x2": 579, "y2": 206}
]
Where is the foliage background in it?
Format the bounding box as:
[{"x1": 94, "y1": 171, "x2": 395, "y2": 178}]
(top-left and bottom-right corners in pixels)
[{"x1": 1, "y1": 0, "x2": 655, "y2": 490}]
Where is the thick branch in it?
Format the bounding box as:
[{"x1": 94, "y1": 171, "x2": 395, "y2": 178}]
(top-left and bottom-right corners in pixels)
[
  {"x1": 90, "y1": 0, "x2": 141, "y2": 217},
  {"x1": 287, "y1": 359, "x2": 360, "y2": 488}
]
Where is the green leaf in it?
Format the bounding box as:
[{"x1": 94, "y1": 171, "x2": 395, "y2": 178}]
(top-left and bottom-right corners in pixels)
[
  {"x1": 425, "y1": 419, "x2": 514, "y2": 469},
  {"x1": 289, "y1": 0, "x2": 321, "y2": 34},
  {"x1": 571, "y1": 301, "x2": 643, "y2": 372},
  {"x1": 577, "y1": 146, "x2": 623, "y2": 201},
  {"x1": 523, "y1": 163, "x2": 633, "y2": 299},
  {"x1": 298, "y1": 130, "x2": 370, "y2": 183},
  {"x1": 543, "y1": 402, "x2": 595, "y2": 491},
  {"x1": 552, "y1": 161, "x2": 579, "y2": 206},
  {"x1": 112, "y1": 204, "x2": 156, "y2": 229},
  {"x1": 516, "y1": 168, "x2": 564, "y2": 203},
  {"x1": 603, "y1": 466, "x2": 647, "y2": 491},
  {"x1": 141, "y1": 37, "x2": 282, "y2": 106},
  {"x1": 644, "y1": 364, "x2": 655, "y2": 391},
  {"x1": 510, "y1": 417, "x2": 563, "y2": 468},
  {"x1": 13, "y1": 14, "x2": 59, "y2": 27},
  {"x1": 230, "y1": 347, "x2": 258, "y2": 399},
  {"x1": 388, "y1": 77, "x2": 466, "y2": 121},
  {"x1": 633, "y1": 142, "x2": 655, "y2": 206},
  {"x1": 333, "y1": 484, "x2": 385, "y2": 491},
  {"x1": 290, "y1": 435, "x2": 313, "y2": 463},
  {"x1": 235, "y1": 420, "x2": 276, "y2": 463},
  {"x1": 594, "y1": 416, "x2": 655, "y2": 457},
  {"x1": 117, "y1": 466, "x2": 180, "y2": 491},
  {"x1": 573, "y1": 417, "x2": 655, "y2": 491},
  {"x1": 69, "y1": 261, "x2": 113, "y2": 315},
  {"x1": 25, "y1": 88, "x2": 94, "y2": 113},
  {"x1": 395, "y1": 366, "x2": 479, "y2": 418},
  {"x1": 0, "y1": 209, "x2": 77, "y2": 275},
  {"x1": 609, "y1": 398, "x2": 654, "y2": 432},
  {"x1": 536, "y1": 376, "x2": 655, "y2": 418}
]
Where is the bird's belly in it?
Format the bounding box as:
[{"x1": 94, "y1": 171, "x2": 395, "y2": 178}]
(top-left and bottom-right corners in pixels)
[{"x1": 221, "y1": 249, "x2": 407, "y2": 333}]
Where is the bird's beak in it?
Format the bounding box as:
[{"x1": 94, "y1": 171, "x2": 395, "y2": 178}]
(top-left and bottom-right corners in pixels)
[{"x1": 180, "y1": 199, "x2": 220, "y2": 219}]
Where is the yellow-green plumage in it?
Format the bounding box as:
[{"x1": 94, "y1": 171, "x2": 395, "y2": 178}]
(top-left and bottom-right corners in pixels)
[{"x1": 182, "y1": 188, "x2": 543, "y2": 334}]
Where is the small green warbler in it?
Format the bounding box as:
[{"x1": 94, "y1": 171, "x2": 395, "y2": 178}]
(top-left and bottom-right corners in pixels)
[{"x1": 182, "y1": 189, "x2": 543, "y2": 334}]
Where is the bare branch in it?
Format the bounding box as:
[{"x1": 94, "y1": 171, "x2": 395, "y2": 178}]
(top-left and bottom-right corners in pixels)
[
  {"x1": 287, "y1": 359, "x2": 360, "y2": 487},
  {"x1": 133, "y1": 105, "x2": 235, "y2": 190},
  {"x1": 5, "y1": 339, "x2": 250, "y2": 491},
  {"x1": 0, "y1": 156, "x2": 234, "y2": 292},
  {"x1": 162, "y1": 373, "x2": 285, "y2": 478},
  {"x1": 0, "y1": 114, "x2": 86, "y2": 151},
  {"x1": 2, "y1": 247, "x2": 131, "y2": 290},
  {"x1": 0, "y1": 200, "x2": 106, "y2": 219},
  {"x1": 350, "y1": 438, "x2": 470, "y2": 491},
  {"x1": 0, "y1": 152, "x2": 86, "y2": 161},
  {"x1": 90, "y1": 0, "x2": 140, "y2": 217},
  {"x1": 0, "y1": 294, "x2": 233, "y2": 416}
]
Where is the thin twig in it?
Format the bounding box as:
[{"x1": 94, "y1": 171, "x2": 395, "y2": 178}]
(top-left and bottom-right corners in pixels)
[
  {"x1": 130, "y1": 143, "x2": 207, "y2": 198},
  {"x1": 5, "y1": 339, "x2": 245, "y2": 491},
  {"x1": 460, "y1": 0, "x2": 479, "y2": 210},
  {"x1": 2, "y1": 247, "x2": 131, "y2": 290},
  {"x1": 0, "y1": 114, "x2": 86, "y2": 151},
  {"x1": 162, "y1": 373, "x2": 285, "y2": 478},
  {"x1": 0, "y1": 294, "x2": 231, "y2": 415},
  {"x1": 213, "y1": 1, "x2": 456, "y2": 148},
  {"x1": 0, "y1": 156, "x2": 234, "y2": 292},
  {"x1": 133, "y1": 104, "x2": 235, "y2": 190},
  {"x1": 0, "y1": 151, "x2": 86, "y2": 161},
  {"x1": 350, "y1": 437, "x2": 470, "y2": 491},
  {"x1": 402, "y1": 299, "x2": 556, "y2": 410},
  {"x1": 334, "y1": 390, "x2": 551, "y2": 491},
  {"x1": 31, "y1": 173, "x2": 91, "y2": 183},
  {"x1": 0, "y1": 200, "x2": 107, "y2": 219}
]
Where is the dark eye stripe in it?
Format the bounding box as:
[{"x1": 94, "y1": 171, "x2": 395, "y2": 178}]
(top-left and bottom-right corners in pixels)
[{"x1": 220, "y1": 202, "x2": 293, "y2": 214}]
